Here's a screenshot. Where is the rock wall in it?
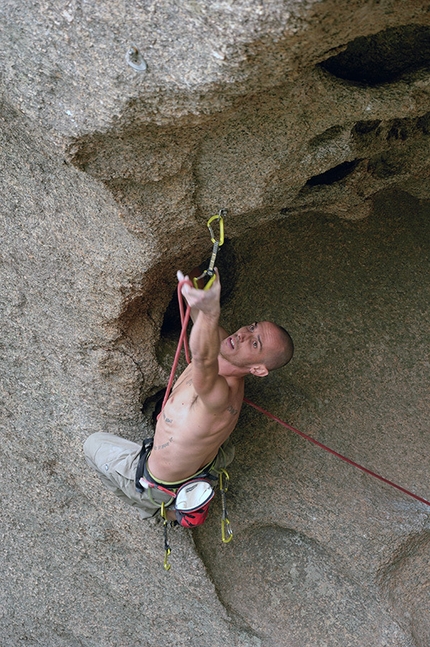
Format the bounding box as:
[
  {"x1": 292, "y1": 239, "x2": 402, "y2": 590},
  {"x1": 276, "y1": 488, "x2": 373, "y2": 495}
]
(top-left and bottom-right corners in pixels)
[{"x1": 1, "y1": 2, "x2": 429, "y2": 646}]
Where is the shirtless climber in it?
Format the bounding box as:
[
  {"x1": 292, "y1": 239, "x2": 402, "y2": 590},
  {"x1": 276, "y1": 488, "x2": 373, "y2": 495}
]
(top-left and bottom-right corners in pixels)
[{"x1": 84, "y1": 269, "x2": 293, "y2": 525}]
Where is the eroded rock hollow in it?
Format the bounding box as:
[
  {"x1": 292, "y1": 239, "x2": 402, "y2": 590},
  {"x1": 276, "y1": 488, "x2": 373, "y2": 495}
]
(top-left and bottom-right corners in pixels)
[{"x1": 1, "y1": 2, "x2": 429, "y2": 646}]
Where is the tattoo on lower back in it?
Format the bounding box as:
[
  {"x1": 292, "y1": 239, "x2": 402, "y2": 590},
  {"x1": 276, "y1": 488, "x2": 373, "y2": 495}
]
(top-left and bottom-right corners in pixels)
[
  {"x1": 227, "y1": 405, "x2": 238, "y2": 416},
  {"x1": 153, "y1": 436, "x2": 174, "y2": 451}
]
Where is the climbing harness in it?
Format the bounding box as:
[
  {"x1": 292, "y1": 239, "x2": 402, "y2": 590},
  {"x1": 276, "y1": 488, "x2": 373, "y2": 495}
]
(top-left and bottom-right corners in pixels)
[
  {"x1": 136, "y1": 437, "x2": 221, "y2": 569},
  {"x1": 158, "y1": 473, "x2": 227, "y2": 571},
  {"x1": 193, "y1": 210, "x2": 226, "y2": 290},
  {"x1": 135, "y1": 437, "x2": 218, "y2": 523}
]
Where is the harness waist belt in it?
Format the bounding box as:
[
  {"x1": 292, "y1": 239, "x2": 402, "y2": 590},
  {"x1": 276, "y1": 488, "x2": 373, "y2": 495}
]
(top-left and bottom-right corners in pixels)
[{"x1": 135, "y1": 437, "x2": 217, "y2": 493}]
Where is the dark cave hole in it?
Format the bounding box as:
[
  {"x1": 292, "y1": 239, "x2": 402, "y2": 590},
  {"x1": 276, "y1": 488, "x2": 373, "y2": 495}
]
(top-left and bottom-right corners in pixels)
[
  {"x1": 320, "y1": 24, "x2": 430, "y2": 86},
  {"x1": 351, "y1": 119, "x2": 381, "y2": 141},
  {"x1": 141, "y1": 387, "x2": 167, "y2": 426},
  {"x1": 387, "y1": 119, "x2": 409, "y2": 142},
  {"x1": 417, "y1": 111, "x2": 430, "y2": 135},
  {"x1": 353, "y1": 112, "x2": 430, "y2": 145},
  {"x1": 304, "y1": 159, "x2": 361, "y2": 188},
  {"x1": 352, "y1": 119, "x2": 382, "y2": 137}
]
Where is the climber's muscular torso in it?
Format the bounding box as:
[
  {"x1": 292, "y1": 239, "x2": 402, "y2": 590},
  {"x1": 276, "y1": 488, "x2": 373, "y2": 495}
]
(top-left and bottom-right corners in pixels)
[{"x1": 147, "y1": 357, "x2": 244, "y2": 483}]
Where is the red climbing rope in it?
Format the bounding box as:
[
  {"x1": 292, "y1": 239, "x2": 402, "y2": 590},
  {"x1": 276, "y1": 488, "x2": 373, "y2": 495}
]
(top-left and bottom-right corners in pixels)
[
  {"x1": 243, "y1": 397, "x2": 430, "y2": 508},
  {"x1": 160, "y1": 279, "x2": 192, "y2": 413},
  {"x1": 164, "y1": 279, "x2": 430, "y2": 508}
]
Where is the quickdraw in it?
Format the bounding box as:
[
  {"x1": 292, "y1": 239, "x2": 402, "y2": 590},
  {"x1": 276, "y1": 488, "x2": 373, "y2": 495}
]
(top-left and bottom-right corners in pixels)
[{"x1": 193, "y1": 210, "x2": 226, "y2": 290}]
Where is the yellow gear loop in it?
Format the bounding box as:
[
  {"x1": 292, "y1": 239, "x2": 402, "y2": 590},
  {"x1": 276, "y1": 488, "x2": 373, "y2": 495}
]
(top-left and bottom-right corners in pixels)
[
  {"x1": 160, "y1": 502, "x2": 172, "y2": 571},
  {"x1": 219, "y1": 468, "x2": 233, "y2": 544},
  {"x1": 193, "y1": 209, "x2": 226, "y2": 290}
]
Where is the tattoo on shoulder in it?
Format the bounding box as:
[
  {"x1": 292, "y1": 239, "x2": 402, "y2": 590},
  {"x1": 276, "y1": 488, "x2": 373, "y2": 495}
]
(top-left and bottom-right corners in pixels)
[
  {"x1": 227, "y1": 405, "x2": 238, "y2": 416},
  {"x1": 153, "y1": 436, "x2": 174, "y2": 451},
  {"x1": 163, "y1": 411, "x2": 173, "y2": 424}
]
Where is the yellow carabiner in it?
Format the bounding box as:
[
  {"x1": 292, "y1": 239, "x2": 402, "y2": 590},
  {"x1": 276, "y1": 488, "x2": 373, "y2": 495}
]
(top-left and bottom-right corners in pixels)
[
  {"x1": 219, "y1": 469, "x2": 233, "y2": 544},
  {"x1": 219, "y1": 468, "x2": 229, "y2": 492},
  {"x1": 202, "y1": 271, "x2": 217, "y2": 290},
  {"x1": 207, "y1": 211, "x2": 225, "y2": 246},
  {"x1": 193, "y1": 210, "x2": 226, "y2": 290},
  {"x1": 221, "y1": 517, "x2": 233, "y2": 544},
  {"x1": 163, "y1": 547, "x2": 172, "y2": 571},
  {"x1": 161, "y1": 502, "x2": 172, "y2": 571}
]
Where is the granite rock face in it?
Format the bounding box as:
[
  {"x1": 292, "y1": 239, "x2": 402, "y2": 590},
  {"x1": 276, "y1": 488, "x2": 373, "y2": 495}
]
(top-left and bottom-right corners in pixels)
[{"x1": 1, "y1": 2, "x2": 429, "y2": 646}]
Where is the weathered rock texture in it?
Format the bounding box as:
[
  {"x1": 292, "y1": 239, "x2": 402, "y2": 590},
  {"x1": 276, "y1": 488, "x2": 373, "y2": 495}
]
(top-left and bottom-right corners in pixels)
[{"x1": 0, "y1": 2, "x2": 429, "y2": 646}]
